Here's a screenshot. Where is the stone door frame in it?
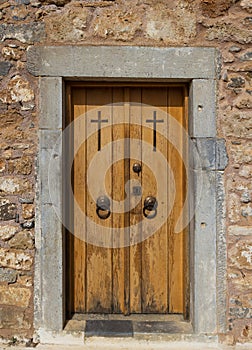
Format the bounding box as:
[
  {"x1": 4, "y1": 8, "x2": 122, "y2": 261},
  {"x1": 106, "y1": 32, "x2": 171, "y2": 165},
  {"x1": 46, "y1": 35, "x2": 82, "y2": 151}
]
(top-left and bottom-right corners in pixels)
[{"x1": 27, "y1": 46, "x2": 227, "y2": 342}]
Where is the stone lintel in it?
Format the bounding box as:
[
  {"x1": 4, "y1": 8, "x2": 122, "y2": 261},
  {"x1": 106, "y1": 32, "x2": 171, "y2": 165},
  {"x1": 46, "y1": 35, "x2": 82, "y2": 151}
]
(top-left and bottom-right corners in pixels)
[{"x1": 27, "y1": 46, "x2": 217, "y2": 79}]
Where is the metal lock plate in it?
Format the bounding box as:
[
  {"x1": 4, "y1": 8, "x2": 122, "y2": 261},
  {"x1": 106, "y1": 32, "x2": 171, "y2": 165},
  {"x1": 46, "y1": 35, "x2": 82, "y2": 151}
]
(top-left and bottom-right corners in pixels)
[{"x1": 133, "y1": 186, "x2": 142, "y2": 196}]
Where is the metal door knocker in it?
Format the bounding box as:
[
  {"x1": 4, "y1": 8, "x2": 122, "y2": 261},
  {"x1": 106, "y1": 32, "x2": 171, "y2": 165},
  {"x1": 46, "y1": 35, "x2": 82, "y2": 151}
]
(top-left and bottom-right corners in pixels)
[
  {"x1": 96, "y1": 195, "x2": 111, "y2": 219},
  {"x1": 143, "y1": 196, "x2": 158, "y2": 219},
  {"x1": 133, "y1": 162, "x2": 142, "y2": 175}
]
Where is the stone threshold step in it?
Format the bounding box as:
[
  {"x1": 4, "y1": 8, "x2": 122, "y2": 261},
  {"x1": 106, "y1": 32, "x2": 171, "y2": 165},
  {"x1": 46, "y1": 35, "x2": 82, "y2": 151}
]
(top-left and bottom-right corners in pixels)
[{"x1": 1, "y1": 343, "x2": 252, "y2": 350}]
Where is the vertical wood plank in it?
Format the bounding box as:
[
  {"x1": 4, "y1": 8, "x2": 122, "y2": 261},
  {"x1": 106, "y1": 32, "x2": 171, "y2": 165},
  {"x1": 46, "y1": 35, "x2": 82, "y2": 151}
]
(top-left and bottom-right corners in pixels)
[
  {"x1": 168, "y1": 87, "x2": 185, "y2": 313},
  {"x1": 65, "y1": 84, "x2": 74, "y2": 317},
  {"x1": 183, "y1": 86, "x2": 189, "y2": 318},
  {"x1": 111, "y1": 87, "x2": 127, "y2": 313},
  {"x1": 129, "y1": 88, "x2": 143, "y2": 313},
  {"x1": 123, "y1": 88, "x2": 130, "y2": 315},
  {"x1": 141, "y1": 88, "x2": 169, "y2": 313},
  {"x1": 86, "y1": 88, "x2": 113, "y2": 313},
  {"x1": 73, "y1": 88, "x2": 86, "y2": 312}
]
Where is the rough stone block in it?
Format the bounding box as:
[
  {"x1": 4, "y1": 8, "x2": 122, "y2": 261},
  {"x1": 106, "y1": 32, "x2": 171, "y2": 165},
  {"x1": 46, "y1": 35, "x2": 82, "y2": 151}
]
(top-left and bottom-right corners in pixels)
[
  {"x1": 0, "y1": 285, "x2": 31, "y2": 307},
  {"x1": 240, "y1": 0, "x2": 252, "y2": 13},
  {"x1": 145, "y1": 4, "x2": 197, "y2": 43},
  {"x1": 0, "y1": 225, "x2": 19, "y2": 241},
  {"x1": 0, "y1": 177, "x2": 32, "y2": 195},
  {"x1": 201, "y1": 0, "x2": 234, "y2": 17},
  {"x1": 229, "y1": 239, "x2": 252, "y2": 270},
  {"x1": 8, "y1": 156, "x2": 33, "y2": 175},
  {"x1": 0, "y1": 23, "x2": 45, "y2": 44},
  {"x1": 5, "y1": 75, "x2": 34, "y2": 104},
  {"x1": 228, "y1": 192, "x2": 244, "y2": 224},
  {"x1": 206, "y1": 22, "x2": 252, "y2": 44},
  {"x1": 0, "y1": 307, "x2": 31, "y2": 329},
  {"x1": 0, "y1": 199, "x2": 17, "y2": 221},
  {"x1": 93, "y1": 7, "x2": 143, "y2": 41},
  {"x1": 0, "y1": 248, "x2": 33, "y2": 271},
  {"x1": 222, "y1": 111, "x2": 252, "y2": 138},
  {"x1": 229, "y1": 307, "x2": 252, "y2": 319},
  {"x1": 239, "y1": 165, "x2": 252, "y2": 178},
  {"x1": 17, "y1": 273, "x2": 33, "y2": 287},
  {"x1": 228, "y1": 226, "x2": 252, "y2": 236},
  {"x1": 22, "y1": 204, "x2": 34, "y2": 220},
  {"x1": 45, "y1": 7, "x2": 90, "y2": 42},
  {"x1": 0, "y1": 61, "x2": 12, "y2": 76},
  {"x1": 0, "y1": 268, "x2": 17, "y2": 284},
  {"x1": 229, "y1": 141, "x2": 252, "y2": 164},
  {"x1": 8, "y1": 231, "x2": 34, "y2": 250}
]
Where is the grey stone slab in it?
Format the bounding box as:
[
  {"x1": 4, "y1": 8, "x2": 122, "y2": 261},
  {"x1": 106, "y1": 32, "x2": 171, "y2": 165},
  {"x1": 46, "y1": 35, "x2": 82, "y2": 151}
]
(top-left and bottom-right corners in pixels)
[
  {"x1": 40, "y1": 147, "x2": 62, "y2": 206},
  {"x1": 216, "y1": 139, "x2": 228, "y2": 170},
  {"x1": 39, "y1": 130, "x2": 62, "y2": 205},
  {"x1": 27, "y1": 46, "x2": 217, "y2": 79},
  {"x1": 41, "y1": 203, "x2": 64, "y2": 331},
  {"x1": 193, "y1": 170, "x2": 217, "y2": 333},
  {"x1": 85, "y1": 320, "x2": 133, "y2": 337},
  {"x1": 189, "y1": 79, "x2": 216, "y2": 138},
  {"x1": 0, "y1": 61, "x2": 12, "y2": 76},
  {"x1": 39, "y1": 77, "x2": 63, "y2": 130},
  {"x1": 133, "y1": 321, "x2": 192, "y2": 334},
  {"x1": 40, "y1": 130, "x2": 62, "y2": 150},
  {"x1": 192, "y1": 138, "x2": 216, "y2": 170},
  {"x1": 191, "y1": 138, "x2": 228, "y2": 171}
]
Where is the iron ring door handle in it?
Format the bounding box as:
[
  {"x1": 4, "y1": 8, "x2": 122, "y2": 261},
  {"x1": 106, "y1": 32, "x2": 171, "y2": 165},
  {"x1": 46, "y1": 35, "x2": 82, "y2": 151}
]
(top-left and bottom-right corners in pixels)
[
  {"x1": 143, "y1": 196, "x2": 158, "y2": 219},
  {"x1": 96, "y1": 195, "x2": 111, "y2": 220}
]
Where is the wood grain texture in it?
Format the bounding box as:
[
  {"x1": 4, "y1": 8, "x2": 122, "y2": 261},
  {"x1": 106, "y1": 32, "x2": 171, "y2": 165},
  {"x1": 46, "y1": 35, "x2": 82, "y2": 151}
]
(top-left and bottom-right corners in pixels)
[
  {"x1": 66, "y1": 84, "x2": 188, "y2": 316},
  {"x1": 111, "y1": 88, "x2": 128, "y2": 314},
  {"x1": 73, "y1": 88, "x2": 86, "y2": 312},
  {"x1": 86, "y1": 88, "x2": 113, "y2": 313},
  {"x1": 141, "y1": 88, "x2": 168, "y2": 313},
  {"x1": 129, "y1": 88, "x2": 142, "y2": 313},
  {"x1": 168, "y1": 87, "x2": 185, "y2": 313},
  {"x1": 65, "y1": 84, "x2": 74, "y2": 317}
]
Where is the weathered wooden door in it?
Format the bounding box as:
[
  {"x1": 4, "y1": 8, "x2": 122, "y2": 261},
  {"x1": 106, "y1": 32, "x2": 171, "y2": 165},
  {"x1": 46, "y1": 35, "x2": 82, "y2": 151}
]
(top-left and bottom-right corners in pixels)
[{"x1": 66, "y1": 83, "x2": 188, "y2": 317}]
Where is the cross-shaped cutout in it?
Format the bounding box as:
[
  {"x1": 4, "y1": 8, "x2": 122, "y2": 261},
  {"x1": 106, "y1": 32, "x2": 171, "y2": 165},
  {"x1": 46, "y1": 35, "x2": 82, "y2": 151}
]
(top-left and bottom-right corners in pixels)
[
  {"x1": 91, "y1": 111, "x2": 108, "y2": 151},
  {"x1": 146, "y1": 111, "x2": 164, "y2": 151}
]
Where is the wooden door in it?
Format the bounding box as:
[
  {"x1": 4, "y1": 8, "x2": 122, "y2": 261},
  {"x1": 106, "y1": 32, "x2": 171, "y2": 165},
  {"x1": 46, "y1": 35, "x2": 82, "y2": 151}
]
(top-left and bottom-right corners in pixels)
[{"x1": 65, "y1": 83, "x2": 188, "y2": 317}]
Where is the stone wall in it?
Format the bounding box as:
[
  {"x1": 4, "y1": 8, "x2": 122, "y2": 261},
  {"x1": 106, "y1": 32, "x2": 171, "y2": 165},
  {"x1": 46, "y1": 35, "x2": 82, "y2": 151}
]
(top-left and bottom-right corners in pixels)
[{"x1": 0, "y1": 0, "x2": 251, "y2": 345}]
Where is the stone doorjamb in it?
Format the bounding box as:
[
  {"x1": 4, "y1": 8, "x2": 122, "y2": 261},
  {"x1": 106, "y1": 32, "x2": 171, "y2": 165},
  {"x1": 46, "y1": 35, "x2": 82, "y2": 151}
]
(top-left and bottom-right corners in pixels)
[{"x1": 27, "y1": 46, "x2": 228, "y2": 344}]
